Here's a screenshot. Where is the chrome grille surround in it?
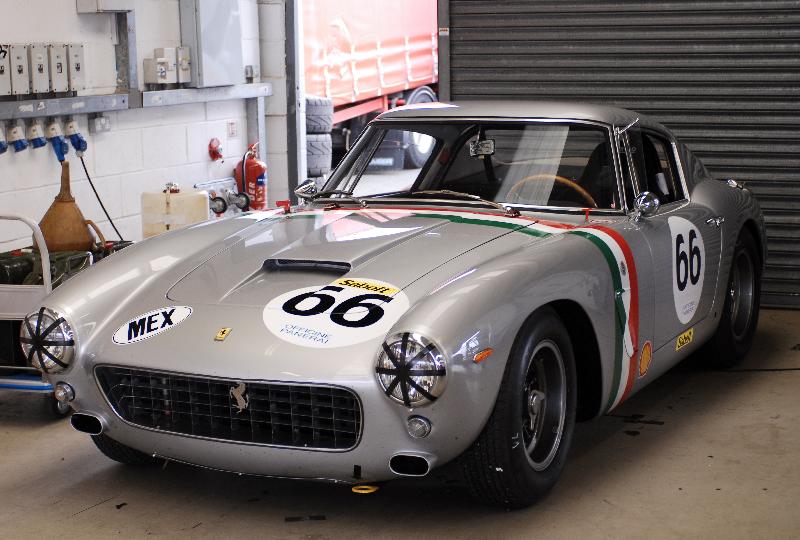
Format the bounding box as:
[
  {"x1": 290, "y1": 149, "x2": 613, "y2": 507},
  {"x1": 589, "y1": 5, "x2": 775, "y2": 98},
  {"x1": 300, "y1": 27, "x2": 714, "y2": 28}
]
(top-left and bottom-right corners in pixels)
[{"x1": 94, "y1": 365, "x2": 362, "y2": 451}]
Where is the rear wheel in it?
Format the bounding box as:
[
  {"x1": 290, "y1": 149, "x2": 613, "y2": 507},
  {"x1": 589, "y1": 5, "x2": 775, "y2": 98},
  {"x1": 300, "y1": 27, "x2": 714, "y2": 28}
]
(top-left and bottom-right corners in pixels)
[
  {"x1": 703, "y1": 228, "x2": 761, "y2": 368},
  {"x1": 459, "y1": 307, "x2": 577, "y2": 509},
  {"x1": 91, "y1": 433, "x2": 157, "y2": 465}
]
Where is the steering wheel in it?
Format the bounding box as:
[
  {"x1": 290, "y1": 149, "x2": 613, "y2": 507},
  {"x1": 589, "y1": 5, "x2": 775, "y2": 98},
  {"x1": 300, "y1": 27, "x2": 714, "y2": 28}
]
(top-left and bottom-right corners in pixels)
[{"x1": 505, "y1": 173, "x2": 598, "y2": 208}]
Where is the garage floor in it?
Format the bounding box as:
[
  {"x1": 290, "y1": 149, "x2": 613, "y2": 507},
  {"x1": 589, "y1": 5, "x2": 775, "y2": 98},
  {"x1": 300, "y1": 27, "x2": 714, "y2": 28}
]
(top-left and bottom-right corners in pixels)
[{"x1": 2, "y1": 309, "x2": 798, "y2": 539}]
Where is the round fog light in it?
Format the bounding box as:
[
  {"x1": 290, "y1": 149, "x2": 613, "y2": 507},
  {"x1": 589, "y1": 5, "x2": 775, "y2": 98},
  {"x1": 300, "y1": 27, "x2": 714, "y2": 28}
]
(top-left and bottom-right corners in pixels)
[
  {"x1": 54, "y1": 383, "x2": 75, "y2": 403},
  {"x1": 407, "y1": 415, "x2": 431, "y2": 439}
]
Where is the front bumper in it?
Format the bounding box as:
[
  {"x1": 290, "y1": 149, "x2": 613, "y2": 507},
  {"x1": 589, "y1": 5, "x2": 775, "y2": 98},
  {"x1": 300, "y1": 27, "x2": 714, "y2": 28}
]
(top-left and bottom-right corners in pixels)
[{"x1": 58, "y1": 366, "x2": 482, "y2": 483}]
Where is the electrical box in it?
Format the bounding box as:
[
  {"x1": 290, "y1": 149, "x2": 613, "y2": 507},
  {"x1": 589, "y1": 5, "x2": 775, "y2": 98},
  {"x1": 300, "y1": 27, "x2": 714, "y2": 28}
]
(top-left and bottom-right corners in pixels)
[
  {"x1": 29, "y1": 44, "x2": 50, "y2": 93},
  {"x1": 67, "y1": 43, "x2": 86, "y2": 91},
  {"x1": 155, "y1": 48, "x2": 178, "y2": 83},
  {"x1": 10, "y1": 45, "x2": 30, "y2": 95},
  {"x1": 177, "y1": 46, "x2": 191, "y2": 84},
  {"x1": 144, "y1": 47, "x2": 178, "y2": 85},
  {"x1": 48, "y1": 44, "x2": 69, "y2": 92},
  {"x1": 0, "y1": 45, "x2": 11, "y2": 96},
  {"x1": 179, "y1": 0, "x2": 245, "y2": 87}
]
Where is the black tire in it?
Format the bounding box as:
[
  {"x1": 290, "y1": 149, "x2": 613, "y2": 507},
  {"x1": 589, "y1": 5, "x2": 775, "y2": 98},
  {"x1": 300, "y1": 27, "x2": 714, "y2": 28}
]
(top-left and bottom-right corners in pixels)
[
  {"x1": 459, "y1": 306, "x2": 577, "y2": 509},
  {"x1": 91, "y1": 433, "x2": 157, "y2": 465},
  {"x1": 44, "y1": 395, "x2": 71, "y2": 419},
  {"x1": 702, "y1": 228, "x2": 761, "y2": 368},
  {"x1": 403, "y1": 86, "x2": 437, "y2": 168},
  {"x1": 306, "y1": 95, "x2": 334, "y2": 134},
  {"x1": 307, "y1": 133, "x2": 333, "y2": 177}
]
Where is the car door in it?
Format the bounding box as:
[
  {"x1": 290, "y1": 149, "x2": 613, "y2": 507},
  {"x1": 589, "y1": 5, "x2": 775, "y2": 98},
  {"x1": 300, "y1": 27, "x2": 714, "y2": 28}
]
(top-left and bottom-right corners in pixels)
[{"x1": 622, "y1": 127, "x2": 722, "y2": 352}]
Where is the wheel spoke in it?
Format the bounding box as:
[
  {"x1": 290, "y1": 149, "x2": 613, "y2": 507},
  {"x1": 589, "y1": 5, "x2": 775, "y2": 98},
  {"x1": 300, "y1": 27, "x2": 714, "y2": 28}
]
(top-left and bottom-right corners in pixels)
[{"x1": 521, "y1": 340, "x2": 567, "y2": 472}]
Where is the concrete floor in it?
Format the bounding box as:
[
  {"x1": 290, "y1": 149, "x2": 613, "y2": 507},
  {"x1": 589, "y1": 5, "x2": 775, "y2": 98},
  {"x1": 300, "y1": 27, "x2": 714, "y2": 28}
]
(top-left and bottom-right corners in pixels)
[{"x1": 1, "y1": 309, "x2": 798, "y2": 539}]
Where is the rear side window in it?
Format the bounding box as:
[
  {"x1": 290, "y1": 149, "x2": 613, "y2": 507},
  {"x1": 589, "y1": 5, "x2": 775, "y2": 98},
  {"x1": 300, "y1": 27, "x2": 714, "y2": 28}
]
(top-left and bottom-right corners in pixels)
[{"x1": 625, "y1": 129, "x2": 685, "y2": 204}]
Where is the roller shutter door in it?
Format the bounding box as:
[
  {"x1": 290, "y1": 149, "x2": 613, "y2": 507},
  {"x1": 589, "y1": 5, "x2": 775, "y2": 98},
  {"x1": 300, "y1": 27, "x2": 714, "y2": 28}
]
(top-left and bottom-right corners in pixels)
[{"x1": 446, "y1": 0, "x2": 800, "y2": 307}]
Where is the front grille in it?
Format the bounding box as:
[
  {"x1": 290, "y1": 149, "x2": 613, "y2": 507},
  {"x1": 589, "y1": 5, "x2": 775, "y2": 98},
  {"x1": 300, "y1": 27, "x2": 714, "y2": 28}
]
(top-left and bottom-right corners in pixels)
[{"x1": 95, "y1": 366, "x2": 362, "y2": 450}]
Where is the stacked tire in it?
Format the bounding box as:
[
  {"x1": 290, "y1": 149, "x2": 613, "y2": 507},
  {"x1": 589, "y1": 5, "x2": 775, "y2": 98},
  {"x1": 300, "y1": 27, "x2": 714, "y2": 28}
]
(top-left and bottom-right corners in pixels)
[{"x1": 305, "y1": 96, "x2": 334, "y2": 189}]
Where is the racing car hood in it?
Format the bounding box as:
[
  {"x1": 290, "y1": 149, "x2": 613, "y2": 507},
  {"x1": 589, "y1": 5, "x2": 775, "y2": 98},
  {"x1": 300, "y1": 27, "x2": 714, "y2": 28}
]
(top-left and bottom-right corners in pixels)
[{"x1": 167, "y1": 206, "x2": 532, "y2": 306}]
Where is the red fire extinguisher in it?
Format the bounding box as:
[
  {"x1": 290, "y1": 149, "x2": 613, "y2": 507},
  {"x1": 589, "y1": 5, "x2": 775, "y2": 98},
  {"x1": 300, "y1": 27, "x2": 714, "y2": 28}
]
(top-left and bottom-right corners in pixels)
[{"x1": 234, "y1": 143, "x2": 267, "y2": 210}]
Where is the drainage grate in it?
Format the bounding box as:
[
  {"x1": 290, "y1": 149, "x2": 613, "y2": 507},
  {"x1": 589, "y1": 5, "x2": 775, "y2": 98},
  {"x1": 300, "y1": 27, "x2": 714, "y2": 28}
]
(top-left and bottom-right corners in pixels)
[{"x1": 95, "y1": 366, "x2": 361, "y2": 450}]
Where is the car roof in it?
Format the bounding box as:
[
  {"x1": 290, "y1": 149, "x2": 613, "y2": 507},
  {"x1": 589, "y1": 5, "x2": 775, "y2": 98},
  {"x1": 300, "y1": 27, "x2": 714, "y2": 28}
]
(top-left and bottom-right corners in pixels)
[{"x1": 377, "y1": 100, "x2": 667, "y2": 132}]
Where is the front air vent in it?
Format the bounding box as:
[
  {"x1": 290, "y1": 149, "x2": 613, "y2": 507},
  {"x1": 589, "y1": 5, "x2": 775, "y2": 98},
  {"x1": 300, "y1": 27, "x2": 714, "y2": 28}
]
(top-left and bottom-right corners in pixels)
[
  {"x1": 95, "y1": 366, "x2": 362, "y2": 451},
  {"x1": 262, "y1": 259, "x2": 351, "y2": 276}
]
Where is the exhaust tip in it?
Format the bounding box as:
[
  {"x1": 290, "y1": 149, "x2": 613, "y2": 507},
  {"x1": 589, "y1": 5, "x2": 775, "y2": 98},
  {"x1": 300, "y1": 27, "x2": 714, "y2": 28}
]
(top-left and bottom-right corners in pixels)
[
  {"x1": 71, "y1": 412, "x2": 104, "y2": 435},
  {"x1": 389, "y1": 454, "x2": 430, "y2": 477}
]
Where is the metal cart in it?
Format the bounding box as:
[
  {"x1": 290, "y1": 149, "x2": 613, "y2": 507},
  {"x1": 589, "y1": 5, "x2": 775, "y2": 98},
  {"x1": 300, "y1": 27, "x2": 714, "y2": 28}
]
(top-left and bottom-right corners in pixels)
[{"x1": 0, "y1": 214, "x2": 68, "y2": 417}]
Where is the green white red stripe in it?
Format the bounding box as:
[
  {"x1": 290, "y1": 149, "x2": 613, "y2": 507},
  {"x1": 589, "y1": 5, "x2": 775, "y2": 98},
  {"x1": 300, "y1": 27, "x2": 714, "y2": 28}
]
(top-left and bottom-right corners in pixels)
[{"x1": 272, "y1": 206, "x2": 640, "y2": 411}]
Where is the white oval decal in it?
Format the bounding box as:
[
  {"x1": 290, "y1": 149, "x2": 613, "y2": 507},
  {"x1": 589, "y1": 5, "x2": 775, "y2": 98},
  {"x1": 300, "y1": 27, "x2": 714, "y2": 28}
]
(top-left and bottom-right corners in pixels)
[
  {"x1": 113, "y1": 306, "x2": 193, "y2": 345},
  {"x1": 668, "y1": 216, "x2": 704, "y2": 324},
  {"x1": 263, "y1": 278, "x2": 410, "y2": 348}
]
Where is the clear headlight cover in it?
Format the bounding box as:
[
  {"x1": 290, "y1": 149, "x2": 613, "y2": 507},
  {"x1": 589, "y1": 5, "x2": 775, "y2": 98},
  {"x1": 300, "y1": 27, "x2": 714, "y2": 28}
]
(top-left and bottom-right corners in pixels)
[
  {"x1": 376, "y1": 332, "x2": 446, "y2": 407},
  {"x1": 19, "y1": 307, "x2": 75, "y2": 373}
]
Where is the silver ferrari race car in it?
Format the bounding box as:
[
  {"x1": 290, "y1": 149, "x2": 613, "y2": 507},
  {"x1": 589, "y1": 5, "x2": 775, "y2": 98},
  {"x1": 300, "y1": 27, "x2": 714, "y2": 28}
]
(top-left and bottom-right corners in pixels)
[{"x1": 21, "y1": 101, "x2": 765, "y2": 508}]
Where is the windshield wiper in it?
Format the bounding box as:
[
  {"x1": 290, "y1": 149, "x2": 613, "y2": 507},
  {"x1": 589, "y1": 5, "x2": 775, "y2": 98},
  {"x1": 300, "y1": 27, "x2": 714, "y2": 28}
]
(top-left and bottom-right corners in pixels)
[
  {"x1": 408, "y1": 190, "x2": 520, "y2": 217},
  {"x1": 311, "y1": 189, "x2": 369, "y2": 208}
]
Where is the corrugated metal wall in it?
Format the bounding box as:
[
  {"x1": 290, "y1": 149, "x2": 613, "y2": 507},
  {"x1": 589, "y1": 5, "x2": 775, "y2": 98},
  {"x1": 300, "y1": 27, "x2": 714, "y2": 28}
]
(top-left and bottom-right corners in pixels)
[{"x1": 442, "y1": 0, "x2": 800, "y2": 307}]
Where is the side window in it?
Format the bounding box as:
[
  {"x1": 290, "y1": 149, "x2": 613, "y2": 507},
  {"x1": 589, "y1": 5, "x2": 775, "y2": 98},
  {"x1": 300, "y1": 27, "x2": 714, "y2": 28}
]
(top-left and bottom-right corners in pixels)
[{"x1": 624, "y1": 128, "x2": 685, "y2": 205}]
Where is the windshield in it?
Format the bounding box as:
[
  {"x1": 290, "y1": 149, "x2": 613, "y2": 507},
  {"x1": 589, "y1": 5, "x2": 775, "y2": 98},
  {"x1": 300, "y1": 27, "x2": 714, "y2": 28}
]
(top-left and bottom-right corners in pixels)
[{"x1": 324, "y1": 121, "x2": 620, "y2": 210}]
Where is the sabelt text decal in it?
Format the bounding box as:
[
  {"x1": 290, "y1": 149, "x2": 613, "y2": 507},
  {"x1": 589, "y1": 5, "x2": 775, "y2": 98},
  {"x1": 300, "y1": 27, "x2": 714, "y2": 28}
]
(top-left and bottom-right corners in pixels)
[
  {"x1": 333, "y1": 278, "x2": 399, "y2": 296},
  {"x1": 675, "y1": 328, "x2": 694, "y2": 351},
  {"x1": 113, "y1": 306, "x2": 192, "y2": 345}
]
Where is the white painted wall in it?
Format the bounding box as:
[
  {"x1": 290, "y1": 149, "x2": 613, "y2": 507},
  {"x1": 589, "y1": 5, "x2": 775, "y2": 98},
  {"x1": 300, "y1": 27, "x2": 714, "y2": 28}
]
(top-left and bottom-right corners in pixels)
[
  {"x1": 259, "y1": 0, "x2": 291, "y2": 204},
  {"x1": 0, "y1": 0, "x2": 271, "y2": 251}
]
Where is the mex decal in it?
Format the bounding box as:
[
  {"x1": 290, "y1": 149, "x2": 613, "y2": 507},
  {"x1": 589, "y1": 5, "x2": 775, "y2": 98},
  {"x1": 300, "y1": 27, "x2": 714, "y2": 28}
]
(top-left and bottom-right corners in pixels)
[
  {"x1": 113, "y1": 306, "x2": 192, "y2": 345},
  {"x1": 264, "y1": 278, "x2": 410, "y2": 348}
]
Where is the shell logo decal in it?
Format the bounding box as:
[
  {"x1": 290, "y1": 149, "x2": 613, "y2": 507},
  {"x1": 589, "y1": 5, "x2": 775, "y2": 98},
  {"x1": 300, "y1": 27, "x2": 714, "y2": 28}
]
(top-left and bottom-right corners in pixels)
[{"x1": 638, "y1": 341, "x2": 653, "y2": 378}]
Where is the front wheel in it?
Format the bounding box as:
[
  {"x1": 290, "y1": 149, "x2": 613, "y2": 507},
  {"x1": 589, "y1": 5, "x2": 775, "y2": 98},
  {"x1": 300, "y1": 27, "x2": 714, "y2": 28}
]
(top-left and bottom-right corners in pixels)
[{"x1": 459, "y1": 306, "x2": 577, "y2": 509}]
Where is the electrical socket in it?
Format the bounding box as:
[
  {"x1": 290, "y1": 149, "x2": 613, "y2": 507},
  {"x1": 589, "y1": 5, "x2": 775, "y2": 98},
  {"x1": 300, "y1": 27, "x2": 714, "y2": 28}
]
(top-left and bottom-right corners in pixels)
[
  {"x1": 227, "y1": 121, "x2": 238, "y2": 139},
  {"x1": 89, "y1": 115, "x2": 112, "y2": 133}
]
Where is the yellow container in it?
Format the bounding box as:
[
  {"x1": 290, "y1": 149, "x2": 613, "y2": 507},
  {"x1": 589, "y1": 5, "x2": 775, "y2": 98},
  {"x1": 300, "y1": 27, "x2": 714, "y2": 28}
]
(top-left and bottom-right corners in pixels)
[{"x1": 141, "y1": 185, "x2": 210, "y2": 238}]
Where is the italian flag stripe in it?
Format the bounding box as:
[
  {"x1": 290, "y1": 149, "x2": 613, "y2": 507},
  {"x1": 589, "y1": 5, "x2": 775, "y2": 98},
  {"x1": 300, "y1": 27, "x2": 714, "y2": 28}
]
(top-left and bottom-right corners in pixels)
[{"x1": 277, "y1": 207, "x2": 639, "y2": 410}]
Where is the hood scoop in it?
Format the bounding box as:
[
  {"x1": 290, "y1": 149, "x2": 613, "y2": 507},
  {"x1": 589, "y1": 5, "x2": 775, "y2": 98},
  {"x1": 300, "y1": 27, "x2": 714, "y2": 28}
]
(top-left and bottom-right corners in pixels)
[{"x1": 262, "y1": 259, "x2": 351, "y2": 277}]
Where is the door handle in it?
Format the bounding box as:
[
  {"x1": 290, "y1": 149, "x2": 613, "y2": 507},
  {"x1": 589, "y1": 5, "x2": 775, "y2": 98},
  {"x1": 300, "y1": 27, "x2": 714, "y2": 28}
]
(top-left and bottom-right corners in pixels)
[{"x1": 706, "y1": 216, "x2": 724, "y2": 228}]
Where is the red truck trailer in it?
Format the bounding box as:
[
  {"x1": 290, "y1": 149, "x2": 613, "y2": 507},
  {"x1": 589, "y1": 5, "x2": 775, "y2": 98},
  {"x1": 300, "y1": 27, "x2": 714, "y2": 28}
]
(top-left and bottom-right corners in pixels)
[{"x1": 303, "y1": 0, "x2": 438, "y2": 166}]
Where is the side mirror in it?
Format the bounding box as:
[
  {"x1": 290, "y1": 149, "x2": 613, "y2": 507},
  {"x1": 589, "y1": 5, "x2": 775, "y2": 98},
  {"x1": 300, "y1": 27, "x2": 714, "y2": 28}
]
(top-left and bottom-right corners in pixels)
[
  {"x1": 294, "y1": 179, "x2": 317, "y2": 200},
  {"x1": 632, "y1": 191, "x2": 660, "y2": 222}
]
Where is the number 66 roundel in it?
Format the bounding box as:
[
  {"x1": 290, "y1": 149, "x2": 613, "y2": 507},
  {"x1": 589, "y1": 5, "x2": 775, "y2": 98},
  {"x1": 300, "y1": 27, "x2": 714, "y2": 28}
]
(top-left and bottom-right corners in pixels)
[
  {"x1": 668, "y1": 216, "x2": 705, "y2": 324},
  {"x1": 263, "y1": 278, "x2": 411, "y2": 348}
]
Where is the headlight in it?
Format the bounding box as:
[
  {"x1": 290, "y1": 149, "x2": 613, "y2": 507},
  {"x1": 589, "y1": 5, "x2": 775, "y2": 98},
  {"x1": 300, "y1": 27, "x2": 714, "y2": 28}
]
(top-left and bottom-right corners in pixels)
[
  {"x1": 376, "y1": 332, "x2": 446, "y2": 407},
  {"x1": 19, "y1": 307, "x2": 75, "y2": 373}
]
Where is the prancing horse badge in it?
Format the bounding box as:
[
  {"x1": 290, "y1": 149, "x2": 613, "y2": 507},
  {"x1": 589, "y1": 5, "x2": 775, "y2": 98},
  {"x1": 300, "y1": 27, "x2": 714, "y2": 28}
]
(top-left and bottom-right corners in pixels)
[
  {"x1": 215, "y1": 327, "x2": 232, "y2": 341},
  {"x1": 230, "y1": 382, "x2": 249, "y2": 413}
]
